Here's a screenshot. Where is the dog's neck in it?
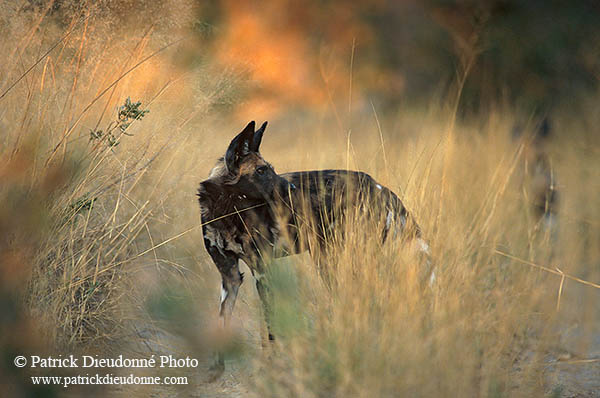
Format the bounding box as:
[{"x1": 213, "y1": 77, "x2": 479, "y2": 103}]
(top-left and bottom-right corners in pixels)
[{"x1": 198, "y1": 179, "x2": 267, "y2": 220}]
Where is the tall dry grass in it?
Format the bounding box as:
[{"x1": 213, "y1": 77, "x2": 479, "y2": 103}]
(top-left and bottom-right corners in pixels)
[
  {"x1": 1, "y1": 2, "x2": 599, "y2": 397},
  {"x1": 0, "y1": 0, "x2": 213, "y2": 380},
  {"x1": 249, "y1": 114, "x2": 600, "y2": 397}
]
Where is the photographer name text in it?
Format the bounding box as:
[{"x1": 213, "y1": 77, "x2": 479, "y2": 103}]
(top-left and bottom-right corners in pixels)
[{"x1": 16, "y1": 354, "x2": 198, "y2": 368}]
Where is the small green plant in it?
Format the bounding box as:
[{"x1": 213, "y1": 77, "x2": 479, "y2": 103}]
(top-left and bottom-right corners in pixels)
[
  {"x1": 90, "y1": 97, "x2": 149, "y2": 147},
  {"x1": 118, "y1": 97, "x2": 150, "y2": 130}
]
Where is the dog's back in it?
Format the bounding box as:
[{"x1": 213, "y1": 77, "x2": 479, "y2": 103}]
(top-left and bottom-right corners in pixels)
[{"x1": 279, "y1": 170, "x2": 422, "y2": 248}]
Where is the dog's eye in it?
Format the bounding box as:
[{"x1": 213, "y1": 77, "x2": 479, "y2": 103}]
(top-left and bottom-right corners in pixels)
[{"x1": 256, "y1": 166, "x2": 268, "y2": 175}]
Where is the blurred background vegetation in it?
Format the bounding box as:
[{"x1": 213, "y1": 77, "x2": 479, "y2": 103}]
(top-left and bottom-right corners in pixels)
[
  {"x1": 186, "y1": 0, "x2": 600, "y2": 117},
  {"x1": 193, "y1": 0, "x2": 600, "y2": 116},
  {"x1": 20, "y1": 0, "x2": 600, "y2": 119}
]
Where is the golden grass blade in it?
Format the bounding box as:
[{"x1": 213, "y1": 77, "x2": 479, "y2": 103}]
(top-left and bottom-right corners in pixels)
[{"x1": 494, "y1": 249, "x2": 600, "y2": 290}]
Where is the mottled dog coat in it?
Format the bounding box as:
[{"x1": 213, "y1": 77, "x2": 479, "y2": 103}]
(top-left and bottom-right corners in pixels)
[{"x1": 197, "y1": 121, "x2": 430, "y2": 377}]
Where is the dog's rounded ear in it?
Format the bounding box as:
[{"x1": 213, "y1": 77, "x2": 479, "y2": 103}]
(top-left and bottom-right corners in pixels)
[
  {"x1": 251, "y1": 121, "x2": 268, "y2": 152},
  {"x1": 225, "y1": 121, "x2": 255, "y2": 173}
]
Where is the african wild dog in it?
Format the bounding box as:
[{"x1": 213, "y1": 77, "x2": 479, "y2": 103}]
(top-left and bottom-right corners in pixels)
[
  {"x1": 514, "y1": 117, "x2": 559, "y2": 233},
  {"x1": 527, "y1": 118, "x2": 558, "y2": 231},
  {"x1": 197, "y1": 121, "x2": 432, "y2": 378}
]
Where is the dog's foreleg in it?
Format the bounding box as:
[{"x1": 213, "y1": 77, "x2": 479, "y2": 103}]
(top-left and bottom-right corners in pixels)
[
  {"x1": 255, "y1": 274, "x2": 275, "y2": 344},
  {"x1": 219, "y1": 267, "x2": 243, "y2": 327},
  {"x1": 204, "y1": 243, "x2": 243, "y2": 380}
]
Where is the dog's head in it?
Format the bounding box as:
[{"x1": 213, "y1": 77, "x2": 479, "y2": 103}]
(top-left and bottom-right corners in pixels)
[{"x1": 208, "y1": 121, "x2": 293, "y2": 200}]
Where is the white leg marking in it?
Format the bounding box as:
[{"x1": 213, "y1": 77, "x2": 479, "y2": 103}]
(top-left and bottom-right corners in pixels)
[
  {"x1": 220, "y1": 286, "x2": 228, "y2": 306},
  {"x1": 429, "y1": 270, "x2": 437, "y2": 287},
  {"x1": 414, "y1": 238, "x2": 436, "y2": 287},
  {"x1": 376, "y1": 184, "x2": 382, "y2": 190},
  {"x1": 417, "y1": 238, "x2": 430, "y2": 255},
  {"x1": 543, "y1": 213, "x2": 556, "y2": 231},
  {"x1": 386, "y1": 210, "x2": 394, "y2": 230}
]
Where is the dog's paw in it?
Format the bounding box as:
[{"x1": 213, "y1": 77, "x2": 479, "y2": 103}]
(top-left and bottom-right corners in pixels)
[{"x1": 206, "y1": 360, "x2": 225, "y2": 383}]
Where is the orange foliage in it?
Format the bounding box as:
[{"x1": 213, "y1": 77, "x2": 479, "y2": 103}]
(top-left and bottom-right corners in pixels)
[{"x1": 215, "y1": 0, "x2": 377, "y2": 119}]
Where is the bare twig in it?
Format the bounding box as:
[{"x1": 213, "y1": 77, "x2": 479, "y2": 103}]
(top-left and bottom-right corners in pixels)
[{"x1": 494, "y1": 249, "x2": 600, "y2": 290}]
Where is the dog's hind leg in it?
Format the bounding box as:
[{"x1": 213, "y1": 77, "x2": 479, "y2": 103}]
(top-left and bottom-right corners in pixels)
[{"x1": 414, "y1": 237, "x2": 436, "y2": 287}]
